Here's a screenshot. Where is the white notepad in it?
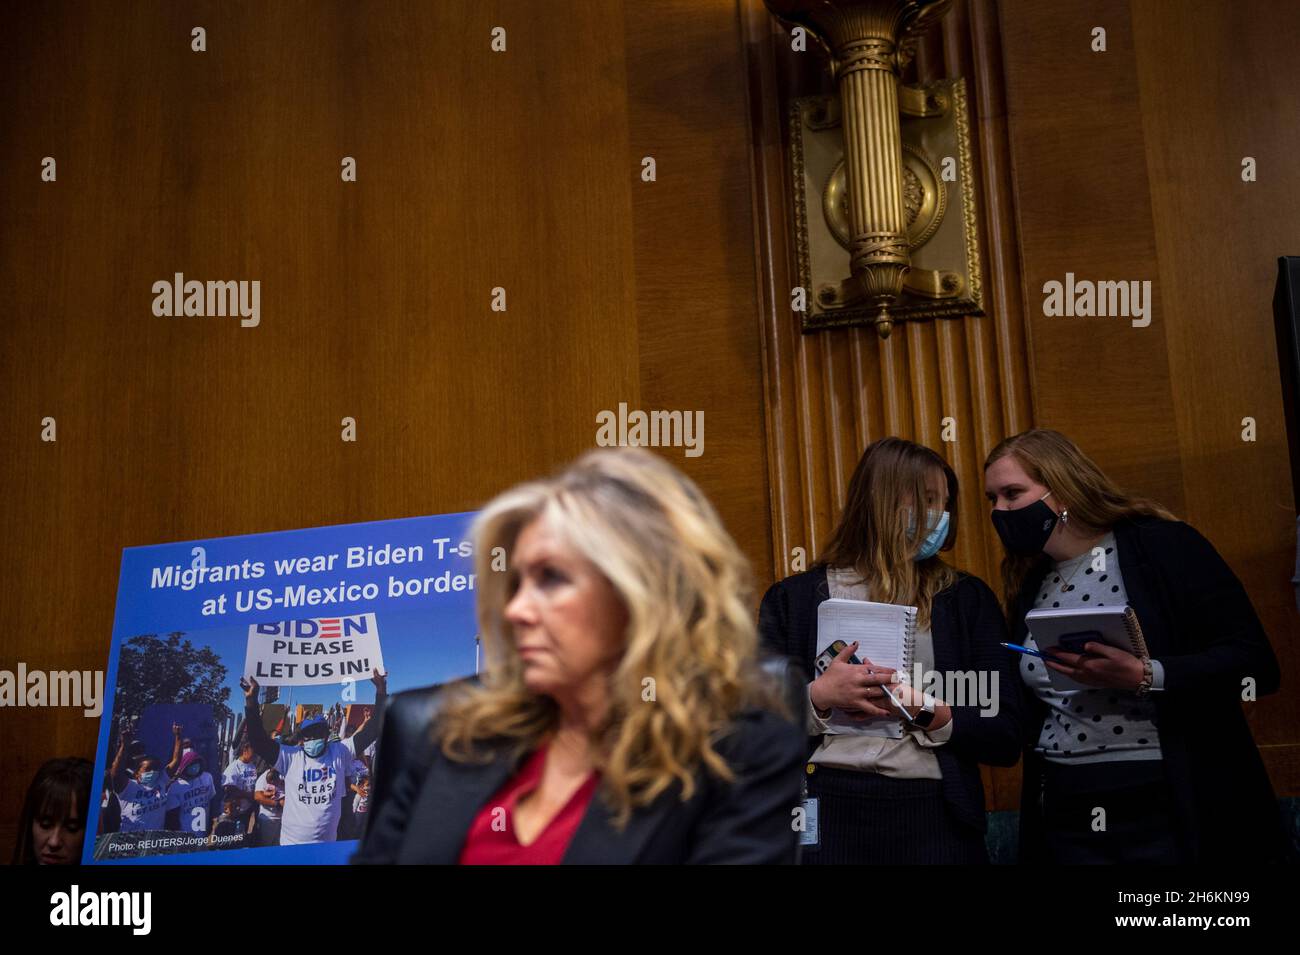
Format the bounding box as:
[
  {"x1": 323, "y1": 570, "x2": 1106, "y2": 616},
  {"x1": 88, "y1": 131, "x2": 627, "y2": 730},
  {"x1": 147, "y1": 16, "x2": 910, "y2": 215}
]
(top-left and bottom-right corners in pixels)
[
  {"x1": 1025, "y1": 604, "x2": 1150, "y2": 692},
  {"x1": 815, "y1": 598, "x2": 918, "y2": 739}
]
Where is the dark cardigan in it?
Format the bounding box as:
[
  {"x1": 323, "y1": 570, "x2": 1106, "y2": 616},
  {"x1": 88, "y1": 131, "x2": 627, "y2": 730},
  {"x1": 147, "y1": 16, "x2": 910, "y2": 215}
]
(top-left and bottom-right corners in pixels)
[
  {"x1": 758, "y1": 567, "x2": 1023, "y2": 833},
  {"x1": 1008, "y1": 516, "x2": 1287, "y2": 863}
]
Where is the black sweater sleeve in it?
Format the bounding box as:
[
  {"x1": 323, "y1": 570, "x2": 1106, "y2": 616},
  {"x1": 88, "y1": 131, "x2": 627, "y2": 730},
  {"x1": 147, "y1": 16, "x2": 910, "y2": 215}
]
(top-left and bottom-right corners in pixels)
[
  {"x1": 1154, "y1": 522, "x2": 1281, "y2": 696},
  {"x1": 243, "y1": 699, "x2": 281, "y2": 767},
  {"x1": 943, "y1": 576, "x2": 1025, "y2": 767},
  {"x1": 758, "y1": 581, "x2": 794, "y2": 662}
]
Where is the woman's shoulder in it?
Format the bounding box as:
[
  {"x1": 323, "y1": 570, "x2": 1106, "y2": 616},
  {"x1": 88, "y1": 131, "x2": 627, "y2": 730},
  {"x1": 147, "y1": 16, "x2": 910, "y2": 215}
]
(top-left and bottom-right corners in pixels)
[
  {"x1": 715, "y1": 704, "x2": 805, "y2": 768},
  {"x1": 1114, "y1": 515, "x2": 1215, "y2": 555},
  {"x1": 1114, "y1": 516, "x2": 1246, "y2": 595},
  {"x1": 385, "y1": 681, "x2": 461, "y2": 731},
  {"x1": 381, "y1": 679, "x2": 479, "y2": 765},
  {"x1": 766, "y1": 565, "x2": 828, "y2": 593},
  {"x1": 942, "y1": 568, "x2": 1002, "y2": 606},
  {"x1": 760, "y1": 565, "x2": 830, "y2": 608}
]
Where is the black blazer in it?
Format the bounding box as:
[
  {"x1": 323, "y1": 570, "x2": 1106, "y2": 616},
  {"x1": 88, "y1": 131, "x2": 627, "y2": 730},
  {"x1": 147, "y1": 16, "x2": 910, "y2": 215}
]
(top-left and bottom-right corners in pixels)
[
  {"x1": 1008, "y1": 516, "x2": 1287, "y2": 863},
  {"x1": 758, "y1": 567, "x2": 1023, "y2": 833},
  {"x1": 351, "y1": 678, "x2": 807, "y2": 864}
]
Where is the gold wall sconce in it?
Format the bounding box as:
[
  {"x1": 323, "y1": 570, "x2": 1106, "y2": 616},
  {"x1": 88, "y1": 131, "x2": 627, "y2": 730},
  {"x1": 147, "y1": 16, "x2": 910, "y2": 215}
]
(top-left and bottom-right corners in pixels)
[{"x1": 766, "y1": 0, "x2": 982, "y2": 337}]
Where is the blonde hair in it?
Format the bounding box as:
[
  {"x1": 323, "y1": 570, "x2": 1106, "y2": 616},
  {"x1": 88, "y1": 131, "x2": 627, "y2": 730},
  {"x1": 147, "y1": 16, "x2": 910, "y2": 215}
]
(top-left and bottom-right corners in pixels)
[
  {"x1": 983, "y1": 429, "x2": 1178, "y2": 607},
  {"x1": 436, "y1": 447, "x2": 779, "y2": 825},
  {"x1": 819, "y1": 437, "x2": 960, "y2": 628}
]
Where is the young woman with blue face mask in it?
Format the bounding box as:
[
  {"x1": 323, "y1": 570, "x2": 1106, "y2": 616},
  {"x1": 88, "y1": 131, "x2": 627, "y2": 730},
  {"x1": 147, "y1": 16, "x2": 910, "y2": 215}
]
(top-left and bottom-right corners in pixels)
[{"x1": 759, "y1": 437, "x2": 1023, "y2": 864}]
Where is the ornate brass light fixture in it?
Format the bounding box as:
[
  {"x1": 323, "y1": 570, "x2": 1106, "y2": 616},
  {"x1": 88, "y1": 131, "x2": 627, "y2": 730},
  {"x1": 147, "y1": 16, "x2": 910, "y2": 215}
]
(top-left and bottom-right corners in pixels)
[{"x1": 765, "y1": 0, "x2": 982, "y2": 337}]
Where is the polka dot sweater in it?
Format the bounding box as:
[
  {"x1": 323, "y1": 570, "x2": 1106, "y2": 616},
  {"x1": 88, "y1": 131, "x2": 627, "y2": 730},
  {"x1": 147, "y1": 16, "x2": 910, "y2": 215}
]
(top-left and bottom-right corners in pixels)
[{"x1": 1018, "y1": 531, "x2": 1163, "y2": 764}]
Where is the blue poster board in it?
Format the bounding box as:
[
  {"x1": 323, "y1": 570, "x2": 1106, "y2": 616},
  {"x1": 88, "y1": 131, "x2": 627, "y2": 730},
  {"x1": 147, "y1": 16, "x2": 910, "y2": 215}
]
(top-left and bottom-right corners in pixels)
[{"x1": 84, "y1": 511, "x2": 479, "y2": 864}]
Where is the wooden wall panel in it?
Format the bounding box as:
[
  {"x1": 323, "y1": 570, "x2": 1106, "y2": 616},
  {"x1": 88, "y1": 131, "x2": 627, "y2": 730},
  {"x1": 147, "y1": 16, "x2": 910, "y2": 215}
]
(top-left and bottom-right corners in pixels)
[
  {"x1": 623, "y1": 0, "x2": 774, "y2": 587},
  {"x1": 0, "y1": 0, "x2": 771, "y2": 857},
  {"x1": 1131, "y1": 0, "x2": 1300, "y2": 791},
  {"x1": 999, "y1": 0, "x2": 1186, "y2": 513}
]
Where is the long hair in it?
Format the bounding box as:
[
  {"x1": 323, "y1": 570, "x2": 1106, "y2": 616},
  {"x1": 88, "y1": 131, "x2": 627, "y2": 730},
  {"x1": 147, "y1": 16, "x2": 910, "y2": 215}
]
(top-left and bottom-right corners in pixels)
[
  {"x1": 819, "y1": 437, "x2": 960, "y2": 628},
  {"x1": 12, "y1": 757, "x2": 92, "y2": 865},
  {"x1": 436, "y1": 447, "x2": 780, "y2": 826},
  {"x1": 983, "y1": 429, "x2": 1178, "y2": 608}
]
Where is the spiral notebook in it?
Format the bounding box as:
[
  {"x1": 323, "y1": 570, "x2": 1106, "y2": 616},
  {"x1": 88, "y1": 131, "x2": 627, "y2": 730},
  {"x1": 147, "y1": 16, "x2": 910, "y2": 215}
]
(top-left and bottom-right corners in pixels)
[
  {"x1": 1025, "y1": 604, "x2": 1150, "y2": 692},
  {"x1": 814, "y1": 598, "x2": 918, "y2": 739}
]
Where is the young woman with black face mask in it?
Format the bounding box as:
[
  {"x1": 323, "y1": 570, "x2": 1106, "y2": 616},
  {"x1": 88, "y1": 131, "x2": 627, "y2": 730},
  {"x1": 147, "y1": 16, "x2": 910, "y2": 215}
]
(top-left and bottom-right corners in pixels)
[
  {"x1": 984, "y1": 429, "x2": 1286, "y2": 864},
  {"x1": 759, "y1": 437, "x2": 1023, "y2": 864}
]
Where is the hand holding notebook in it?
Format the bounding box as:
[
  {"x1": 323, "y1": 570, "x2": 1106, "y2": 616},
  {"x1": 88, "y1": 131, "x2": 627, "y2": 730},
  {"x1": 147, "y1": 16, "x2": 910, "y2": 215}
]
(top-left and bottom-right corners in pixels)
[
  {"x1": 1024, "y1": 604, "x2": 1150, "y2": 692},
  {"x1": 814, "y1": 598, "x2": 918, "y2": 738}
]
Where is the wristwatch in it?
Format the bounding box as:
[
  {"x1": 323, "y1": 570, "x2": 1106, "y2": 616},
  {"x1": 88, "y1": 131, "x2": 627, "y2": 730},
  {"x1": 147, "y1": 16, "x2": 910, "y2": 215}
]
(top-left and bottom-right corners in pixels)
[{"x1": 907, "y1": 696, "x2": 937, "y2": 729}]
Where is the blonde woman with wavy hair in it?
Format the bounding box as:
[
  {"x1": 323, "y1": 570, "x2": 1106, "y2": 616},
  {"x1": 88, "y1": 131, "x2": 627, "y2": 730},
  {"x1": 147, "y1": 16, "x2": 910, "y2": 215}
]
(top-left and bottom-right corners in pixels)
[
  {"x1": 353, "y1": 447, "x2": 804, "y2": 865},
  {"x1": 760, "y1": 437, "x2": 1023, "y2": 865},
  {"x1": 984, "y1": 428, "x2": 1285, "y2": 863}
]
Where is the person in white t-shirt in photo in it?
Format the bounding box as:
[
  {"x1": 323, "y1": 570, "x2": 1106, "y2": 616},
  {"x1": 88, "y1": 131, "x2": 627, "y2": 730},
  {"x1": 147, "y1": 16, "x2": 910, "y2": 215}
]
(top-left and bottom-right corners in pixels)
[
  {"x1": 167, "y1": 749, "x2": 218, "y2": 838},
  {"x1": 222, "y1": 736, "x2": 260, "y2": 829},
  {"x1": 109, "y1": 723, "x2": 172, "y2": 833},
  {"x1": 253, "y1": 767, "x2": 285, "y2": 846},
  {"x1": 239, "y1": 672, "x2": 387, "y2": 846},
  {"x1": 348, "y1": 775, "x2": 371, "y2": 840},
  {"x1": 348, "y1": 755, "x2": 368, "y2": 785},
  {"x1": 222, "y1": 737, "x2": 259, "y2": 792},
  {"x1": 339, "y1": 715, "x2": 373, "y2": 838}
]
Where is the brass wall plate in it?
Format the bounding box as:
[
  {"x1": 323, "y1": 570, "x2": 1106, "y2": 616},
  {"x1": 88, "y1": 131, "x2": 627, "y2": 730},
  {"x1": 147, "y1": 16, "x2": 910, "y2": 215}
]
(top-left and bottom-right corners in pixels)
[{"x1": 790, "y1": 78, "x2": 983, "y2": 332}]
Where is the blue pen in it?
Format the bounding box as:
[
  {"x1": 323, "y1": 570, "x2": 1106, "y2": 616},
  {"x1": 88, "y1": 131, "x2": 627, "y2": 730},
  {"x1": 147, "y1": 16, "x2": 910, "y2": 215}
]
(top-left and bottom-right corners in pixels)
[{"x1": 1001, "y1": 641, "x2": 1049, "y2": 660}]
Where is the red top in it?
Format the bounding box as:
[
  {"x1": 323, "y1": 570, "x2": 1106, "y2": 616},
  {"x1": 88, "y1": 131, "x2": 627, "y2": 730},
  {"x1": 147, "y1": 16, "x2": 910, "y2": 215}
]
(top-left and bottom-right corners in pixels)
[{"x1": 457, "y1": 744, "x2": 600, "y2": 865}]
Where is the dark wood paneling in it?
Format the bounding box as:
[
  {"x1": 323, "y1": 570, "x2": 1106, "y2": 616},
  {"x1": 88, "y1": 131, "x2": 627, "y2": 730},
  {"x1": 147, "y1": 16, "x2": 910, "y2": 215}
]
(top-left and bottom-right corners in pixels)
[
  {"x1": 0, "y1": 0, "x2": 772, "y2": 856},
  {"x1": 1131, "y1": 0, "x2": 1300, "y2": 786},
  {"x1": 623, "y1": 0, "x2": 774, "y2": 587},
  {"x1": 999, "y1": 0, "x2": 1186, "y2": 512}
]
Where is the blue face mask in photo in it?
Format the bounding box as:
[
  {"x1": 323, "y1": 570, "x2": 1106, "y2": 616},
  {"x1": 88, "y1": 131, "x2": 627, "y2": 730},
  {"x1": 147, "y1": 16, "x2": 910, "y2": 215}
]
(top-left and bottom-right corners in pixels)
[
  {"x1": 908, "y1": 508, "x2": 950, "y2": 561},
  {"x1": 303, "y1": 738, "x2": 327, "y2": 758},
  {"x1": 139, "y1": 770, "x2": 163, "y2": 789}
]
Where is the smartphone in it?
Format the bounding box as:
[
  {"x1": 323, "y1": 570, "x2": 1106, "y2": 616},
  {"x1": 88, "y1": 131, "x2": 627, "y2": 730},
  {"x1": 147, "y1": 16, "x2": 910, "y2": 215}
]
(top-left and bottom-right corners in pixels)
[
  {"x1": 1056, "y1": 630, "x2": 1101, "y2": 655},
  {"x1": 814, "y1": 639, "x2": 863, "y2": 675}
]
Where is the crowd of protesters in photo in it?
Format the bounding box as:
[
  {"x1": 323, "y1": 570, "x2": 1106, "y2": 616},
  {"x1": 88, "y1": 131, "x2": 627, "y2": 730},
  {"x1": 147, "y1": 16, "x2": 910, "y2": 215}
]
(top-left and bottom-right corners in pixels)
[{"x1": 14, "y1": 692, "x2": 379, "y2": 863}]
